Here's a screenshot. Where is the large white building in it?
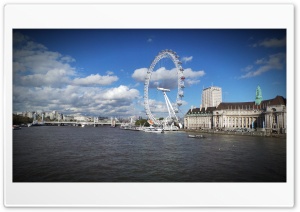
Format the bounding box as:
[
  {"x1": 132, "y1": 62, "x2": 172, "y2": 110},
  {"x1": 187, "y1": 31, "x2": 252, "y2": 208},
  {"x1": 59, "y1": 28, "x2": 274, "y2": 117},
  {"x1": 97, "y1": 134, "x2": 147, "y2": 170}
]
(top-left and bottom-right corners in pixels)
[
  {"x1": 185, "y1": 86, "x2": 287, "y2": 134},
  {"x1": 201, "y1": 86, "x2": 222, "y2": 108}
]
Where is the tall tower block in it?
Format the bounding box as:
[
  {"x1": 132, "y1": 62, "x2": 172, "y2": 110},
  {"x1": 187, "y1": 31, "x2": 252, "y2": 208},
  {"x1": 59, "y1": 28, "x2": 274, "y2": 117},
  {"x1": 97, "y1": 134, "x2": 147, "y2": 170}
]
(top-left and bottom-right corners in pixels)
[{"x1": 201, "y1": 86, "x2": 222, "y2": 108}]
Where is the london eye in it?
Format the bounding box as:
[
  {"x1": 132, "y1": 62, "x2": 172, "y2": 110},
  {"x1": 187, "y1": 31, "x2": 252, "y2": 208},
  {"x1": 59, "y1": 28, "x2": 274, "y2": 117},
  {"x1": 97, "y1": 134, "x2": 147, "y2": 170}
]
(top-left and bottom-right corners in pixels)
[{"x1": 144, "y1": 49, "x2": 185, "y2": 128}]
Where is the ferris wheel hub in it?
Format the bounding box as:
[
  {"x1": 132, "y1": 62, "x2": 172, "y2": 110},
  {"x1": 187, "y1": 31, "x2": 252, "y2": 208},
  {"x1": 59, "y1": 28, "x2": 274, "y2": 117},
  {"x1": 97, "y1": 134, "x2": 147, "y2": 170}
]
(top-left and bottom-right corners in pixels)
[{"x1": 157, "y1": 87, "x2": 170, "y2": 92}]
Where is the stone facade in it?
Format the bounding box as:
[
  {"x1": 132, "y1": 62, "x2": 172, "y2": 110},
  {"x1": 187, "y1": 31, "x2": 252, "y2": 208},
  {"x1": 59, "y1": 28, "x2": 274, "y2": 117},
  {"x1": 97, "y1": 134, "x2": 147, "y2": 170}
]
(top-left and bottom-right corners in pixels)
[
  {"x1": 184, "y1": 95, "x2": 286, "y2": 133},
  {"x1": 184, "y1": 107, "x2": 215, "y2": 130}
]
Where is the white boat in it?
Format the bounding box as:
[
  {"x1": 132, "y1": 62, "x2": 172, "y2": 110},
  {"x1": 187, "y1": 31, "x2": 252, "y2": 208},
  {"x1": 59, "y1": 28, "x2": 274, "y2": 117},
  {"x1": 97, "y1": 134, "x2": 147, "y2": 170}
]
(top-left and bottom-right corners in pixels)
[
  {"x1": 145, "y1": 129, "x2": 164, "y2": 133},
  {"x1": 163, "y1": 125, "x2": 179, "y2": 131},
  {"x1": 143, "y1": 127, "x2": 164, "y2": 133},
  {"x1": 135, "y1": 127, "x2": 145, "y2": 131},
  {"x1": 81, "y1": 124, "x2": 85, "y2": 127},
  {"x1": 188, "y1": 134, "x2": 205, "y2": 138}
]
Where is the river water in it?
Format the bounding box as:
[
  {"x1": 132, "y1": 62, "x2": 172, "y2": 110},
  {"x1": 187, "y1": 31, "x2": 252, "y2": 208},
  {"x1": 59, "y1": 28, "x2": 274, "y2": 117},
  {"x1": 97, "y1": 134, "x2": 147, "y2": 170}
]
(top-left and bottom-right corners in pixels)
[{"x1": 13, "y1": 126, "x2": 286, "y2": 182}]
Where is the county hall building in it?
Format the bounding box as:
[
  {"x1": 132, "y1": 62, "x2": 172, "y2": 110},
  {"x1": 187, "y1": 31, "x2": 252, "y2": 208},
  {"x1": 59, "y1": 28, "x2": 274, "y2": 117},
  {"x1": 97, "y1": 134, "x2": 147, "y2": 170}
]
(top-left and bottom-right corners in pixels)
[{"x1": 184, "y1": 86, "x2": 286, "y2": 134}]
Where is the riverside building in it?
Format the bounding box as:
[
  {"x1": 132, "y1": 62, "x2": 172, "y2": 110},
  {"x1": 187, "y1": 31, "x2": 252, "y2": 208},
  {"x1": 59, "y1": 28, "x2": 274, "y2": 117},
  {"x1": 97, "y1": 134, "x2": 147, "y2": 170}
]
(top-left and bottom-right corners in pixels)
[
  {"x1": 184, "y1": 86, "x2": 286, "y2": 134},
  {"x1": 201, "y1": 86, "x2": 222, "y2": 108}
]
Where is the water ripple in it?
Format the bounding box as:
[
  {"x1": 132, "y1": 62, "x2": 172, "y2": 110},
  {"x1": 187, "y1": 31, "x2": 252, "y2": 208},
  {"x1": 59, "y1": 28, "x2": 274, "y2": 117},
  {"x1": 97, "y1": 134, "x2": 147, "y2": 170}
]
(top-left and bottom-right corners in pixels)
[{"x1": 13, "y1": 126, "x2": 286, "y2": 182}]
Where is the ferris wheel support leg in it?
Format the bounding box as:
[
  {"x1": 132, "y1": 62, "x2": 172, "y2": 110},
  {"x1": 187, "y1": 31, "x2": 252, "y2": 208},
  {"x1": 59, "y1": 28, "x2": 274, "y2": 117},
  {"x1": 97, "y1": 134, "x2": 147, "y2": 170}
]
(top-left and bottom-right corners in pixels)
[
  {"x1": 163, "y1": 91, "x2": 179, "y2": 122},
  {"x1": 163, "y1": 92, "x2": 172, "y2": 118}
]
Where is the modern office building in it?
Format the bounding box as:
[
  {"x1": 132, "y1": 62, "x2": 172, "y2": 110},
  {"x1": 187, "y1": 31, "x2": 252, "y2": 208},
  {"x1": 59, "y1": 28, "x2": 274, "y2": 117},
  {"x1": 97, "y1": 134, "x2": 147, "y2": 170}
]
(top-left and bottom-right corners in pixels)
[{"x1": 201, "y1": 86, "x2": 222, "y2": 108}]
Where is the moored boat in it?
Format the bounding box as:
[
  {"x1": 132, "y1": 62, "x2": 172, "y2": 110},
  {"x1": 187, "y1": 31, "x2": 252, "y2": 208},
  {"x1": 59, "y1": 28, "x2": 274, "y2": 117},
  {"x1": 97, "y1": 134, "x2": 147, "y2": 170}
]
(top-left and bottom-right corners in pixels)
[
  {"x1": 143, "y1": 126, "x2": 164, "y2": 133},
  {"x1": 188, "y1": 134, "x2": 205, "y2": 138}
]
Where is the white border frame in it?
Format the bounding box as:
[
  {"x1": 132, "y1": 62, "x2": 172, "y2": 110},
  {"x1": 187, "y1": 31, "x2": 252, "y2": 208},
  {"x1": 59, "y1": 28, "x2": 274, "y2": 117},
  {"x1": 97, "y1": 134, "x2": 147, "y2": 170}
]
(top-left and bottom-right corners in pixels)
[{"x1": 3, "y1": 3, "x2": 294, "y2": 207}]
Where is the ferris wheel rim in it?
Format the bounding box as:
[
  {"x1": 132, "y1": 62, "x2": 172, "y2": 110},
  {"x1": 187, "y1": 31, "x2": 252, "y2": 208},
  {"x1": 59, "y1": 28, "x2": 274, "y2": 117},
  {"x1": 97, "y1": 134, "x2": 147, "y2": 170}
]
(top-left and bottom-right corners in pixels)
[{"x1": 144, "y1": 49, "x2": 185, "y2": 125}]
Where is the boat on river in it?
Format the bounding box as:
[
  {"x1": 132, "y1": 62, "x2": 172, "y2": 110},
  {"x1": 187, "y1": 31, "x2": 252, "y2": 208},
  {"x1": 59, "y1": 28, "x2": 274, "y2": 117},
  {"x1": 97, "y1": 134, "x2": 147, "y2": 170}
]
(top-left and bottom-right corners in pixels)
[
  {"x1": 188, "y1": 134, "x2": 205, "y2": 139},
  {"x1": 143, "y1": 126, "x2": 164, "y2": 133}
]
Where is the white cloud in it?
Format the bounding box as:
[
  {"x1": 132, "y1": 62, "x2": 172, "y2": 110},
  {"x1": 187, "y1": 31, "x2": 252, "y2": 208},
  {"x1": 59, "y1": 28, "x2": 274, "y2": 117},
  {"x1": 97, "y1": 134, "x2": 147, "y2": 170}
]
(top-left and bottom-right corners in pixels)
[
  {"x1": 13, "y1": 32, "x2": 119, "y2": 87},
  {"x1": 132, "y1": 67, "x2": 205, "y2": 89},
  {"x1": 182, "y1": 56, "x2": 193, "y2": 63},
  {"x1": 13, "y1": 31, "x2": 29, "y2": 44},
  {"x1": 143, "y1": 97, "x2": 188, "y2": 119},
  {"x1": 183, "y1": 68, "x2": 205, "y2": 78},
  {"x1": 106, "y1": 71, "x2": 114, "y2": 75},
  {"x1": 147, "y1": 38, "x2": 153, "y2": 43},
  {"x1": 151, "y1": 67, "x2": 177, "y2": 81},
  {"x1": 147, "y1": 99, "x2": 168, "y2": 113},
  {"x1": 61, "y1": 56, "x2": 76, "y2": 63},
  {"x1": 13, "y1": 49, "x2": 75, "y2": 75},
  {"x1": 241, "y1": 65, "x2": 253, "y2": 72},
  {"x1": 252, "y1": 37, "x2": 286, "y2": 48},
  {"x1": 255, "y1": 58, "x2": 266, "y2": 65},
  {"x1": 13, "y1": 33, "x2": 74, "y2": 74},
  {"x1": 185, "y1": 79, "x2": 200, "y2": 86},
  {"x1": 101, "y1": 85, "x2": 139, "y2": 100},
  {"x1": 13, "y1": 84, "x2": 140, "y2": 116},
  {"x1": 15, "y1": 68, "x2": 71, "y2": 87},
  {"x1": 239, "y1": 53, "x2": 285, "y2": 79},
  {"x1": 12, "y1": 32, "x2": 141, "y2": 116},
  {"x1": 131, "y1": 68, "x2": 148, "y2": 81},
  {"x1": 73, "y1": 74, "x2": 118, "y2": 86}
]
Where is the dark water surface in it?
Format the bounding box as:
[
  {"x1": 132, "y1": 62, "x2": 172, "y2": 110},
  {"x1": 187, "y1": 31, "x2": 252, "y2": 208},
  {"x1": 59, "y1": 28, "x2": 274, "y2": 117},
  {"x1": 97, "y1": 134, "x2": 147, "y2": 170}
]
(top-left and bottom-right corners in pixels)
[{"x1": 13, "y1": 126, "x2": 286, "y2": 182}]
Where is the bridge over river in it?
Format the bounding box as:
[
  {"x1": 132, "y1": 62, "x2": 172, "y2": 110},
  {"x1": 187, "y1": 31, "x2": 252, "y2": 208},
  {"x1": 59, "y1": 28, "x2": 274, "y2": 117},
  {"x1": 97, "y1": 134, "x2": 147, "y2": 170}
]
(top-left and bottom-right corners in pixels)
[{"x1": 43, "y1": 121, "x2": 121, "y2": 126}]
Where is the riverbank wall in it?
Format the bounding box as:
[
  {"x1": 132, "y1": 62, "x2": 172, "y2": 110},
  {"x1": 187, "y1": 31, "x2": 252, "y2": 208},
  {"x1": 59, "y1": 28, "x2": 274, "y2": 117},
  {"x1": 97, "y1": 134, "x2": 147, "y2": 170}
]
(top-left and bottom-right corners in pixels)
[{"x1": 183, "y1": 129, "x2": 286, "y2": 139}]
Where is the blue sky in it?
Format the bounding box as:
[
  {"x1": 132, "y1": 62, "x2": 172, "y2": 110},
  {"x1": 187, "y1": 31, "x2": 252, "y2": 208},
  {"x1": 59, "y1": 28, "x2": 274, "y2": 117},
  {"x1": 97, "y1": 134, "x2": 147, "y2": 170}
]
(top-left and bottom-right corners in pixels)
[{"x1": 13, "y1": 29, "x2": 286, "y2": 119}]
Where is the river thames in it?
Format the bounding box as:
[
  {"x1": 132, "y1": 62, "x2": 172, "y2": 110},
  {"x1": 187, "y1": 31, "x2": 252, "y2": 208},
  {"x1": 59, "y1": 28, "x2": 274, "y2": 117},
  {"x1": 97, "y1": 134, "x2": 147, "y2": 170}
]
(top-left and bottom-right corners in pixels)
[{"x1": 13, "y1": 125, "x2": 286, "y2": 182}]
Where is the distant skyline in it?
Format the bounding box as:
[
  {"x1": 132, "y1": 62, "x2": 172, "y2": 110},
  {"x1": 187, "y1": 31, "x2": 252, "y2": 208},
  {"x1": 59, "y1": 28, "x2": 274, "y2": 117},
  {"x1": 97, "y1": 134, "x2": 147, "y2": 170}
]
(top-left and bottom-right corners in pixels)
[{"x1": 13, "y1": 29, "x2": 286, "y2": 118}]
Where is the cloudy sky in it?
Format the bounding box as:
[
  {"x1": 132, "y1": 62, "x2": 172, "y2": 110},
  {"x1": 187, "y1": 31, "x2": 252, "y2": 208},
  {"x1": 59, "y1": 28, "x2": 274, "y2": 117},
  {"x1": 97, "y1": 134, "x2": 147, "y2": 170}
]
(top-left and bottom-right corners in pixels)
[{"x1": 13, "y1": 29, "x2": 286, "y2": 119}]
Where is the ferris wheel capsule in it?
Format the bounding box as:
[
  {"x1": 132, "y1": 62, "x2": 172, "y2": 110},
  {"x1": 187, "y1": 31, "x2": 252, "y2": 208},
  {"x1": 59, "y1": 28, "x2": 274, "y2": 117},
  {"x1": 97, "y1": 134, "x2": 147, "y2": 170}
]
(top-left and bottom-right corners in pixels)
[{"x1": 179, "y1": 91, "x2": 184, "y2": 97}]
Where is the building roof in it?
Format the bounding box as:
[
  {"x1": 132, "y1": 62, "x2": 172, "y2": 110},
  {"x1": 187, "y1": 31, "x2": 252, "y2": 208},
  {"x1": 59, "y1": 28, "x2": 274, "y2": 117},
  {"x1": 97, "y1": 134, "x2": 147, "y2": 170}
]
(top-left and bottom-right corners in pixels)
[
  {"x1": 203, "y1": 86, "x2": 221, "y2": 91},
  {"x1": 185, "y1": 96, "x2": 286, "y2": 115},
  {"x1": 186, "y1": 106, "x2": 216, "y2": 115},
  {"x1": 216, "y1": 95, "x2": 286, "y2": 110},
  {"x1": 266, "y1": 95, "x2": 286, "y2": 105}
]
